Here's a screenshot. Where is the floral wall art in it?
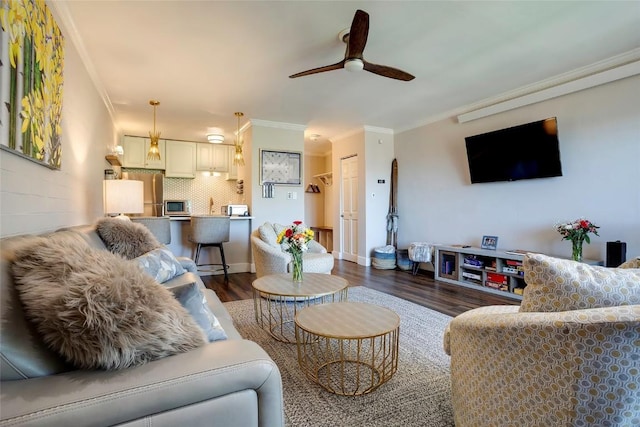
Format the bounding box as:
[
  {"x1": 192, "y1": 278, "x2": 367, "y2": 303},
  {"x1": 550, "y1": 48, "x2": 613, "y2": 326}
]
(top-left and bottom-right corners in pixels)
[{"x1": 0, "y1": 0, "x2": 64, "y2": 169}]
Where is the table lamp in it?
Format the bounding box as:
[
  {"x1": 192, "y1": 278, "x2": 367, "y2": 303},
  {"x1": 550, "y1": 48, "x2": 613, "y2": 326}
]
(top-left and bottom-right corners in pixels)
[{"x1": 103, "y1": 180, "x2": 144, "y2": 218}]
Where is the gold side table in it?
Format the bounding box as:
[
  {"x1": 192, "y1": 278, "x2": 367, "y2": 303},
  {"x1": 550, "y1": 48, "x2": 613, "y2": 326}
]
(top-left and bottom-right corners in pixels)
[
  {"x1": 295, "y1": 302, "x2": 400, "y2": 396},
  {"x1": 252, "y1": 273, "x2": 349, "y2": 343}
]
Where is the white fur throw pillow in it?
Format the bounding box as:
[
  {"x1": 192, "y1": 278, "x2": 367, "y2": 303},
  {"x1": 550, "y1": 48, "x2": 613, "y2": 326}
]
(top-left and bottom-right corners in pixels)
[
  {"x1": 11, "y1": 232, "x2": 206, "y2": 370},
  {"x1": 96, "y1": 218, "x2": 162, "y2": 259}
]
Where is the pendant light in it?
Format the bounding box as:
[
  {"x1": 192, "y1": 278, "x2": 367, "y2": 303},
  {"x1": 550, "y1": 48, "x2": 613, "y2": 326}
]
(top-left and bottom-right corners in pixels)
[
  {"x1": 233, "y1": 112, "x2": 245, "y2": 166},
  {"x1": 147, "y1": 100, "x2": 161, "y2": 160}
]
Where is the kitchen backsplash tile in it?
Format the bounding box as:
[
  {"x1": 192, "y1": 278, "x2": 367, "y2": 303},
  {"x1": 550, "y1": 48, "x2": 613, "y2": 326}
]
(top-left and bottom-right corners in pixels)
[
  {"x1": 164, "y1": 174, "x2": 244, "y2": 215},
  {"x1": 120, "y1": 169, "x2": 244, "y2": 215}
]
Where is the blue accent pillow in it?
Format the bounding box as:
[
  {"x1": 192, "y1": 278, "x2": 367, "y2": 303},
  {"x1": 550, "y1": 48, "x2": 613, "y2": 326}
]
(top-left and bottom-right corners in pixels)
[
  {"x1": 170, "y1": 283, "x2": 227, "y2": 342},
  {"x1": 134, "y1": 247, "x2": 185, "y2": 283}
]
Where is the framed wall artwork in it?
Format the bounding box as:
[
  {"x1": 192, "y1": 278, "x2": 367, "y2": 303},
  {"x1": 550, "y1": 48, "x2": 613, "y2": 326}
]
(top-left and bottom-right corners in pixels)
[
  {"x1": 481, "y1": 235, "x2": 498, "y2": 250},
  {"x1": 0, "y1": 0, "x2": 65, "y2": 169},
  {"x1": 260, "y1": 149, "x2": 302, "y2": 185}
]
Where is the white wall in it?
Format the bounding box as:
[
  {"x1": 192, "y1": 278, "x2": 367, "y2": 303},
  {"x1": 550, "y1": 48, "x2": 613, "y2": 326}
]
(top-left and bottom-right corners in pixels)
[
  {"x1": 395, "y1": 75, "x2": 640, "y2": 261},
  {"x1": 331, "y1": 127, "x2": 395, "y2": 265},
  {"x1": 249, "y1": 122, "x2": 306, "y2": 230},
  {"x1": 323, "y1": 154, "x2": 334, "y2": 228},
  {"x1": 0, "y1": 9, "x2": 114, "y2": 238},
  {"x1": 304, "y1": 154, "x2": 325, "y2": 227},
  {"x1": 363, "y1": 128, "x2": 395, "y2": 259}
]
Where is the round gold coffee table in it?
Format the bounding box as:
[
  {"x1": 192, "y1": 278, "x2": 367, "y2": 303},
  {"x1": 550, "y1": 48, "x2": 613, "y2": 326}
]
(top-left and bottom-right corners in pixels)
[
  {"x1": 295, "y1": 302, "x2": 400, "y2": 396},
  {"x1": 252, "y1": 273, "x2": 349, "y2": 343}
]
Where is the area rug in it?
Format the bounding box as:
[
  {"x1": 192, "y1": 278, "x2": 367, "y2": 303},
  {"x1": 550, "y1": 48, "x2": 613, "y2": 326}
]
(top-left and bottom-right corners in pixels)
[{"x1": 223, "y1": 286, "x2": 455, "y2": 427}]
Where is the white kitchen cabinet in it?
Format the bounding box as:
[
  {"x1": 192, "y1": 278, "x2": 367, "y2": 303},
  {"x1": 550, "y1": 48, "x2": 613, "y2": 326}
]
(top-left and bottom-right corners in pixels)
[
  {"x1": 196, "y1": 143, "x2": 229, "y2": 173},
  {"x1": 165, "y1": 140, "x2": 196, "y2": 178},
  {"x1": 122, "y1": 136, "x2": 165, "y2": 169},
  {"x1": 226, "y1": 146, "x2": 239, "y2": 180}
]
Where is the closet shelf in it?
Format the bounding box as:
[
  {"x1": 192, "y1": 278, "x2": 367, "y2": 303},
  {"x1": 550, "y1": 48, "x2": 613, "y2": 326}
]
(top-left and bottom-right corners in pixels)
[{"x1": 313, "y1": 172, "x2": 332, "y2": 186}]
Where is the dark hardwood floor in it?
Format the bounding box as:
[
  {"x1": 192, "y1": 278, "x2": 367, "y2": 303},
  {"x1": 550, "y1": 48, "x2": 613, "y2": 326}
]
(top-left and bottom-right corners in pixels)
[{"x1": 202, "y1": 260, "x2": 519, "y2": 317}]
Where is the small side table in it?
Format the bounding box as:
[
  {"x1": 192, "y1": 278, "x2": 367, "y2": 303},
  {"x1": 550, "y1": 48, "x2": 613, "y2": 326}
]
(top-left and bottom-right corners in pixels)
[
  {"x1": 295, "y1": 302, "x2": 400, "y2": 396},
  {"x1": 252, "y1": 273, "x2": 348, "y2": 343},
  {"x1": 310, "y1": 226, "x2": 333, "y2": 250}
]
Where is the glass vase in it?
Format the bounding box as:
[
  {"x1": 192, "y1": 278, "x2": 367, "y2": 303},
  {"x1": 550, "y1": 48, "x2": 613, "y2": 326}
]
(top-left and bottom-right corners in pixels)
[
  {"x1": 571, "y1": 238, "x2": 584, "y2": 262},
  {"x1": 291, "y1": 250, "x2": 303, "y2": 282}
]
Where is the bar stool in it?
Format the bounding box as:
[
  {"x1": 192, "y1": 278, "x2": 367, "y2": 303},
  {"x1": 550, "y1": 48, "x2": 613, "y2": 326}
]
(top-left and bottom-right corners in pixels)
[
  {"x1": 189, "y1": 215, "x2": 230, "y2": 280},
  {"x1": 131, "y1": 216, "x2": 171, "y2": 244}
]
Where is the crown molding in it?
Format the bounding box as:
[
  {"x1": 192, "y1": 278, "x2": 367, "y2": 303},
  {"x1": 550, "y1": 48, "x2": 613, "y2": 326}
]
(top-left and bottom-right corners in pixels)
[
  {"x1": 396, "y1": 48, "x2": 640, "y2": 131},
  {"x1": 330, "y1": 124, "x2": 393, "y2": 142},
  {"x1": 363, "y1": 125, "x2": 394, "y2": 135},
  {"x1": 457, "y1": 54, "x2": 640, "y2": 123},
  {"x1": 249, "y1": 119, "x2": 306, "y2": 131},
  {"x1": 330, "y1": 127, "x2": 363, "y2": 142},
  {"x1": 49, "y1": 1, "x2": 117, "y2": 129}
]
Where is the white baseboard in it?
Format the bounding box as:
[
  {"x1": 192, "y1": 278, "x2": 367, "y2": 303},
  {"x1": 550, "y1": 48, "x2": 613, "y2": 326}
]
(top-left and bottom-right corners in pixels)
[{"x1": 197, "y1": 262, "x2": 252, "y2": 276}]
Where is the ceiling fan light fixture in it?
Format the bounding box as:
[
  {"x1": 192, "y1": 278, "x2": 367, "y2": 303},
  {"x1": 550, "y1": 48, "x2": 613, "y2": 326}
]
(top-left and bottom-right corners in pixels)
[
  {"x1": 345, "y1": 58, "x2": 364, "y2": 72},
  {"x1": 289, "y1": 10, "x2": 414, "y2": 81}
]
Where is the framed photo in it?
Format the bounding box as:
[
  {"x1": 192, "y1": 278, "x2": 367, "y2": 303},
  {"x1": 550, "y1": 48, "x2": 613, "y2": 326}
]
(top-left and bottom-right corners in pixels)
[
  {"x1": 260, "y1": 149, "x2": 302, "y2": 185},
  {"x1": 481, "y1": 235, "x2": 498, "y2": 250}
]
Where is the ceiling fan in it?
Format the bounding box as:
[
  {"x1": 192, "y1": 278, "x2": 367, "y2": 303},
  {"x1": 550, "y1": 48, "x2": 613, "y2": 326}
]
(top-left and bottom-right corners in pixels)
[{"x1": 289, "y1": 9, "x2": 415, "y2": 81}]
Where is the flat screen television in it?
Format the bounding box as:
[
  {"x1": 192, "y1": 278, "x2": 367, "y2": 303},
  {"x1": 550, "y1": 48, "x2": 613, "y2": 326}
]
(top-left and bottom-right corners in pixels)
[{"x1": 464, "y1": 117, "x2": 563, "y2": 184}]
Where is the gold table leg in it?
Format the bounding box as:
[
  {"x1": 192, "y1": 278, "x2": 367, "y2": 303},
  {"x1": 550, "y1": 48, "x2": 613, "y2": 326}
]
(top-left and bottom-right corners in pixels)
[
  {"x1": 296, "y1": 324, "x2": 399, "y2": 395},
  {"x1": 253, "y1": 288, "x2": 348, "y2": 343}
]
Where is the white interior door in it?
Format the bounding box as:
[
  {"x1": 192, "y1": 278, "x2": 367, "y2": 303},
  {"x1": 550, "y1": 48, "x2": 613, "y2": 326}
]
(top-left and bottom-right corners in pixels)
[{"x1": 340, "y1": 155, "x2": 358, "y2": 262}]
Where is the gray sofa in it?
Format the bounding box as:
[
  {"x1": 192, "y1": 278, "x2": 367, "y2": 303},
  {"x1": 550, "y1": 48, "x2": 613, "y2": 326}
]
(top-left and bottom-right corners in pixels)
[{"x1": 0, "y1": 225, "x2": 284, "y2": 427}]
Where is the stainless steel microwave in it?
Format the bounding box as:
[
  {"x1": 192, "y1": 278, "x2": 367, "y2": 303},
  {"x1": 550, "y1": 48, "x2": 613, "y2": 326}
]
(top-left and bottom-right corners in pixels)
[{"x1": 164, "y1": 200, "x2": 191, "y2": 216}]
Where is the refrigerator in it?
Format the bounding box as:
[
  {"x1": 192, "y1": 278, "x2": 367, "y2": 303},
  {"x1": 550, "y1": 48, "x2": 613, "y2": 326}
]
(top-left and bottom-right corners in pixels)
[{"x1": 122, "y1": 172, "x2": 164, "y2": 217}]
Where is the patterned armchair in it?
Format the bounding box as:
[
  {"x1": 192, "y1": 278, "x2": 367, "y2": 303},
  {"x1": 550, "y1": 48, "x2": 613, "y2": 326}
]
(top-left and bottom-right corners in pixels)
[
  {"x1": 251, "y1": 222, "x2": 334, "y2": 278},
  {"x1": 444, "y1": 254, "x2": 640, "y2": 427}
]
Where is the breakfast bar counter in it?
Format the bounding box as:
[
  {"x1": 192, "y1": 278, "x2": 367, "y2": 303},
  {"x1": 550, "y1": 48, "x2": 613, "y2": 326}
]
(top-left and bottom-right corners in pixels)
[{"x1": 167, "y1": 216, "x2": 253, "y2": 275}]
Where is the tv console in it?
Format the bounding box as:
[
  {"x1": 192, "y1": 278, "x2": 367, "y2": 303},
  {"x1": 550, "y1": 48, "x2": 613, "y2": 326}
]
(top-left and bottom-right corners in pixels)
[{"x1": 434, "y1": 245, "x2": 603, "y2": 300}]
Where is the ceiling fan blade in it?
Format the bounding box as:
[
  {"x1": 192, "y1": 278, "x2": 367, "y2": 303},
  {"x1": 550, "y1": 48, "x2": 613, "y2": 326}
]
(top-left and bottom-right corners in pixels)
[
  {"x1": 289, "y1": 9, "x2": 414, "y2": 82},
  {"x1": 347, "y1": 9, "x2": 369, "y2": 59},
  {"x1": 363, "y1": 61, "x2": 415, "y2": 81},
  {"x1": 289, "y1": 60, "x2": 345, "y2": 79}
]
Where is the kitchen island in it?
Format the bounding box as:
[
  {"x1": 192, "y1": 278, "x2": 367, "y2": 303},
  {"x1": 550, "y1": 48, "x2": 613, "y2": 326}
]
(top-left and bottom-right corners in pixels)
[{"x1": 167, "y1": 216, "x2": 253, "y2": 275}]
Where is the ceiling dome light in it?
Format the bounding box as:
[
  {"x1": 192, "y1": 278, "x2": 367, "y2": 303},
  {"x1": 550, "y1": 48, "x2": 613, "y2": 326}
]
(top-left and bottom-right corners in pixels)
[
  {"x1": 344, "y1": 58, "x2": 364, "y2": 72},
  {"x1": 207, "y1": 134, "x2": 225, "y2": 143}
]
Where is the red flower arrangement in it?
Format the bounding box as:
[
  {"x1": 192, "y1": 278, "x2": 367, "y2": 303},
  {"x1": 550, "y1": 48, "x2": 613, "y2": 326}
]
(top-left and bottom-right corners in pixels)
[
  {"x1": 555, "y1": 218, "x2": 599, "y2": 261},
  {"x1": 276, "y1": 221, "x2": 314, "y2": 282}
]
